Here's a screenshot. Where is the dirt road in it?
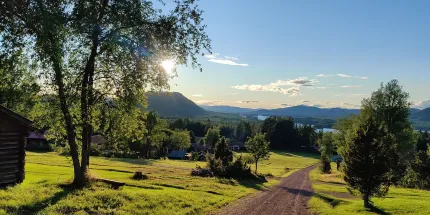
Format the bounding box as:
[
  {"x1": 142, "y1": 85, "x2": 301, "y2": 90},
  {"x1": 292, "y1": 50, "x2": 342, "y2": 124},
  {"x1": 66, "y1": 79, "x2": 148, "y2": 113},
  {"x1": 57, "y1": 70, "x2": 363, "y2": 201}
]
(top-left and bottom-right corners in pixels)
[{"x1": 220, "y1": 165, "x2": 317, "y2": 215}]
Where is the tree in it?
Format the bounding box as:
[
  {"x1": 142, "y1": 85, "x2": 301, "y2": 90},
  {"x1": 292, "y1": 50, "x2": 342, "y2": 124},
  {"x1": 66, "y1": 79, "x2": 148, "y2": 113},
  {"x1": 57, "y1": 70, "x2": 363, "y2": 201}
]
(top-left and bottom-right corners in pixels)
[
  {"x1": 245, "y1": 133, "x2": 270, "y2": 174},
  {"x1": 235, "y1": 121, "x2": 252, "y2": 141},
  {"x1": 204, "y1": 127, "x2": 220, "y2": 149},
  {"x1": 341, "y1": 114, "x2": 394, "y2": 208},
  {"x1": 361, "y1": 79, "x2": 414, "y2": 183},
  {"x1": 0, "y1": 48, "x2": 39, "y2": 116},
  {"x1": 189, "y1": 130, "x2": 196, "y2": 143},
  {"x1": 1, "y1": 0, "x2": 210, "y2": 185},
  {"x1": 318, "y1": 132, "x2": 335, "y2": 173},
  {"x1": 214, "y1": 137, "x2": 233, "y2": 166}
]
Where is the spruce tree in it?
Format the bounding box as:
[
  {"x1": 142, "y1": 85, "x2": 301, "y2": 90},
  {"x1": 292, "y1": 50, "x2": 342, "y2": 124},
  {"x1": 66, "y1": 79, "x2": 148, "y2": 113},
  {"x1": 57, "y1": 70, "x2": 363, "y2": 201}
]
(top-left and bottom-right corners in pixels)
[{"x1": 342, "y1": 115, "x2": 394, "y2": 208}]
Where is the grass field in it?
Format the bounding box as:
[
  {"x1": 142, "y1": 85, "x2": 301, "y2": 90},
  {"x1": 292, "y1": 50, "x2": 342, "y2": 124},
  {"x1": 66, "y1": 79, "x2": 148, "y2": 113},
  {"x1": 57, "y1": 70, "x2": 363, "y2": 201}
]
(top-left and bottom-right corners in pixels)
[
  {"x1": 0, "y1": 151, "x2": 317, "y2": 215},
  {"x1": 309, "y1": 163, "x2": 430, "y2": 215}
]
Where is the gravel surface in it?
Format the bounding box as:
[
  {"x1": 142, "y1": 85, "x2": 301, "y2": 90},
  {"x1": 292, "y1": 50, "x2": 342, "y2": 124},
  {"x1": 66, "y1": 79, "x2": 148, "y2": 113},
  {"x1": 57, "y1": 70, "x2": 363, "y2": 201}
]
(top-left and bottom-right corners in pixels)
[{"x1": 220, "y1": 165, "x2": 317, "y2": 215}]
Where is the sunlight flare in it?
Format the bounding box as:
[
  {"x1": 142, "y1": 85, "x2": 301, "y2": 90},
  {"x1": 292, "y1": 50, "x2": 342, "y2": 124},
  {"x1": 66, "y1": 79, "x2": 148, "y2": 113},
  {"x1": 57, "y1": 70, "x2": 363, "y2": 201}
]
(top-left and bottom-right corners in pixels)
[{"x1": 161, "y1": 59, "x2": 176, "y2": 74}]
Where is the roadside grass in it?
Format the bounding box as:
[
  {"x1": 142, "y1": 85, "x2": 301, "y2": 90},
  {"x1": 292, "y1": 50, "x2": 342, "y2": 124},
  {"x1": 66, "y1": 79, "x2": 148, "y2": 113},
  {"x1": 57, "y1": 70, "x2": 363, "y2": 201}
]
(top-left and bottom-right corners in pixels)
[
  {"x1": 309, "y1": 163, "x2": 430, "y2": 215},
  {"x1": 0, "y1": 151, "x2": 318, "y2": 215}
]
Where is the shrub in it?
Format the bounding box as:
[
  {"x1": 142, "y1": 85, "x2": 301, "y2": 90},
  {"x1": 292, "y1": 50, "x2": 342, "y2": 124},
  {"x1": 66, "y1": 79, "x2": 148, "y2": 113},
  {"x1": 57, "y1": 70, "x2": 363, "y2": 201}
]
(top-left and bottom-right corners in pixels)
[
  {"x1": 225, "y1": 156, "x2": 254, "y2": 179},
  {"x1": 206, "y1": 154, "x2": 225, "y2": 176},
  {"x1": 320, "y1": 154, "x2": 331, "y2": 173},
  {"x1": 191, "y1": 165, "x2": 214, "y2": 177},
  {"x1": 132, "y1": 171, "x2": 148, "y2": 180},
  {"x1": 190, "y1": 152, "x2": 199, "y2": 161}
]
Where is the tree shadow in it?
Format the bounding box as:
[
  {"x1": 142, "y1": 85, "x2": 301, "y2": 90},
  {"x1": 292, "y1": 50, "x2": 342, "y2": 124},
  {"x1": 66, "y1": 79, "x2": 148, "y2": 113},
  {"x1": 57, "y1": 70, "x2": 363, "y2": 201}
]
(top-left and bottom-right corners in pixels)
[
  {"x1": 279, "y1": 186, "x2": 314, "y2": 197},
  {"x1": 236, "y1": 177, "x2": 269, "y2": 191},
  {"x1": 367, "y1": 205, "x2": 391, "y2": 215},
  {"x1": 313, "y1": 193, "x2": 348, "y2": 207},
  {"x1": 10, "y1": 184, "x2": 81, "y2": 214}
]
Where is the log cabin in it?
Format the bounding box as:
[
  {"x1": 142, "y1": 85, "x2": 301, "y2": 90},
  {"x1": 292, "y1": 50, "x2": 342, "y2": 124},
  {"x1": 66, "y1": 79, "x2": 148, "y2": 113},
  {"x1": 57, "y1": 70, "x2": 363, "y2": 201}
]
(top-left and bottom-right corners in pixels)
[{"x1": 0, "y1": 105, "x2": 32, "y2": 186}]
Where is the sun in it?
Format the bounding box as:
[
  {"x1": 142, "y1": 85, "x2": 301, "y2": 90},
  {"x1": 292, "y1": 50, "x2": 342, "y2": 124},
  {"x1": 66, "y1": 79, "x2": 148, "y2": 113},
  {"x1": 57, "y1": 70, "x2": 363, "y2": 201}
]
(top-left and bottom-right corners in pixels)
[{"x1": 161, "y1": 60, "x2": 176, "y2": 74}]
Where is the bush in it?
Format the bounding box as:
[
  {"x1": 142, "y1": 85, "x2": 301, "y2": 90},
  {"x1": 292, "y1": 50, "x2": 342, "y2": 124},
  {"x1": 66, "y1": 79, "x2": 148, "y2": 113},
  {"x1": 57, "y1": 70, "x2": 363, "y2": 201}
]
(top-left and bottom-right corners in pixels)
[
  {"x1": 190, "y1": 152, "x2": 199, "y2": 161},
  {"x1": 206, "y1": 154, "x2": 225, "y2": 176},
  {"x1": 191, "y1": 165, "x2": 214, "y2": 177},
  {"x1": 225, "y1": 156, "x2": 255, "y2": 179},
  {"x1": 320, "y1": 154, "x2": 331, "y2": 173},
  {"x1": 132, "y1": 171, "x2": 148, "y2": 180}
]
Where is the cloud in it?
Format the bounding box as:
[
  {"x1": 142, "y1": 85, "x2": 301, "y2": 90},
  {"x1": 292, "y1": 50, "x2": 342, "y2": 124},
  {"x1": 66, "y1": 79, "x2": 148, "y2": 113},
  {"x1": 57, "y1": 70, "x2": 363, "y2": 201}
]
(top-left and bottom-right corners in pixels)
[
  {"x1": 317, "y1": 74, "x2": 333, "y2": 77},
  {"x1": 194, "y1": 100, "x2": 221, "y2": 106},
  {"x1": 205, "y1": 52, "x2": 249, "y2": 66},
  {"x1": 192, "y1": 94, "x2": 204, "y2": 97},
  {"x1": 354, "y1": 76, "x2": 368, "y2": 80},
  {"x1": 301, "y1": 100, "x2": 311, "y2": 103},
  {"x1": 226, "y1": 92, "x2": 239, "y2": 95},
  {"x1": 280, "y1": 103, "x2": 292, "y2": 106},
  {"x1": 317, "y1": 74, "x2": 368, "y2": 80},
  {"x1": 225, "y1": 56, "x2": 239, "y2": 61},
  {"x1": 412, "y1": 99, "x2": 430, "y2": 109},
  {"x1": 232, "y1": 77, "x2": 319, "y2": 96},
  {"x1": 208, "y1": 59, "x2": 249, "y2": 66},
  {"x1": 341, "y1": 102, "x2": 361, "y2": 108},
  {"x1": 238, "y1": 101, "x2": 259, "y2": 104},
  {"x1": 337, "y1": 73, "x2": 352, "y2": 78},
  {"x1": 316, "y1": 86, "x2": 327, "y2": 89},
  {"x1": 204, "y1": 53, "x2": 219, "y2": 59},
  {"x1": 341, "y1": 85, "x2": 361, "y2": 88}
]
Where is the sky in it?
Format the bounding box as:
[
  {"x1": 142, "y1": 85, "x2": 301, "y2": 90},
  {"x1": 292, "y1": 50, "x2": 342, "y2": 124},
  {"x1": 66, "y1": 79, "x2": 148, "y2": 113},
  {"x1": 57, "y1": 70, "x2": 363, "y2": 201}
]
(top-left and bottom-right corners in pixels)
[{"x1": 167, "y1": 0, "x2": 430, "y2": 110}]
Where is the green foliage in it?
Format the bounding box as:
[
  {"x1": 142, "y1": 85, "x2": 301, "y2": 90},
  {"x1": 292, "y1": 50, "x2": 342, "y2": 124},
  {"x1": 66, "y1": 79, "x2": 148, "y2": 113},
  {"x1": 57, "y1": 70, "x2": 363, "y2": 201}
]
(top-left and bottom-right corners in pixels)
[
  {"x1": 318, "y1": 132, "x2": 335, "y2": 174},
  {"x1": 261, "y1": 116, "x2": 317, "y2": 150},
  {"x1": 361, "y1": 79, "x2": 415, "y2": 183},
  {"x1": 214, "y1": 137, "x2": 233, "y2": 166},
  {"x1": 204, "y1": 127, "x2": 220, "y2": 148},
  {"x1": 342, "y1": 114, "x2": 394, "y2": 208},
  {"x1": 245, "y1": 133, "x2": 270, "y2": 174},
  {"x1": 235, "y1": 121, "x2": 252, "y2": 141},
  {"x1": 0, "y1": 52, "x2": 39, "y2": 116},
  {"x1": 1, "y1": 0, "x2": 211, "y2": 184}
]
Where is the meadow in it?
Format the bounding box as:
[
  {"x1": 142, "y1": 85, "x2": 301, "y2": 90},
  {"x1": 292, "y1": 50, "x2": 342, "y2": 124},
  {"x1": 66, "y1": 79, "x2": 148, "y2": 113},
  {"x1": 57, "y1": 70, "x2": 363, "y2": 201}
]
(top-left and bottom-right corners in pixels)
[
  {"x1": 0, "y1": 151, "x2": 317, "y2": 215},
  {"x1": 309, "y1": 163, "x2": 430, "y2": 215}
]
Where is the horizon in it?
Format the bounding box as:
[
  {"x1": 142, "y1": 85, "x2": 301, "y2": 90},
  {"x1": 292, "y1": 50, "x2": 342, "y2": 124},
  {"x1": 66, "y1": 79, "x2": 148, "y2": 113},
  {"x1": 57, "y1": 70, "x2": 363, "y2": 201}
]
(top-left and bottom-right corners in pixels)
[{"x1": 165, "y1": 0, "x2": 430, "y2": 110}]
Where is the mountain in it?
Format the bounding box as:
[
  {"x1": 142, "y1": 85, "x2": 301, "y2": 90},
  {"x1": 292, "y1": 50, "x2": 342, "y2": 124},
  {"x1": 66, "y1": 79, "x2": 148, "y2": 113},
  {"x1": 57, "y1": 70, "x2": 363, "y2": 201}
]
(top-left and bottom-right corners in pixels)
[
  {"x1": 411, "y1": 107, "x2": 430, "y2": 121},
  {"x1": 146, "y1": 92, "x2": 206, "y2": 117},
  {"x1": 200, "y1": 105, "x2": 257, "y2": 114},
  {"x1": 244, "y1": 105, "x2": 360, "y2": 119}
]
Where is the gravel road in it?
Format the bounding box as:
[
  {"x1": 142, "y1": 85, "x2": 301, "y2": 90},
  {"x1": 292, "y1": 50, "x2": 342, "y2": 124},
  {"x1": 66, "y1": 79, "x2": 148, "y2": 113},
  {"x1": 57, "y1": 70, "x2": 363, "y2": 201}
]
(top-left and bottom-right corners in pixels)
[{"x1": 220, "y1": 165, "x2": 317, "y2": 215}]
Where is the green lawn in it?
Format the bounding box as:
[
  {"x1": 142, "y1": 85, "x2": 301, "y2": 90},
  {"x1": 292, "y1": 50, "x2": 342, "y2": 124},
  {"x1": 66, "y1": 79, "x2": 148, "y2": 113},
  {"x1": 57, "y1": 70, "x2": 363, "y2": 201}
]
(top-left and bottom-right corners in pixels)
[
  {"x1": 0, "y1": 151, "x2": 317, "y2": 215},
  {"x1": 309, "y1": 163, "x2": 430, "y2": 215}
]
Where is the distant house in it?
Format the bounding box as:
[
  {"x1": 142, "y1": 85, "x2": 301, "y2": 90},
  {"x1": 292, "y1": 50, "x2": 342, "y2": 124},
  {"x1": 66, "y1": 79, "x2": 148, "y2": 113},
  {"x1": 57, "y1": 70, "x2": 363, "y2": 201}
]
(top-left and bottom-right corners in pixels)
[
  {"x1": 228, "y1": 140, "x2": 245, "y2": 151},
  {"x1": 91, "y1": 135, "x2": 106, "y2": 149},
  {"x1": 0, "y1": 105, "x2": 32, "y2": 186},
  {"x1": 27, "y1": 131, "x2": 49, "y2": 150},
  {"x1": 167, "y1": 150, "x2": 187, "y2": 160}
]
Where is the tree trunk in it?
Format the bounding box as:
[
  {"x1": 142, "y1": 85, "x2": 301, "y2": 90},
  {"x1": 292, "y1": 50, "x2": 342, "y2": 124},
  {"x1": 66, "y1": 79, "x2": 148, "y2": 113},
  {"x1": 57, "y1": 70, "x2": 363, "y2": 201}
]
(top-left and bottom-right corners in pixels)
[
  {"x1": 363, "y1": 194, "x2": 370, "y2": 208},
  {"x1": 255, "y1": 158, "x2": 259, "y2": 174},
  {"x1": 52, "y1": 58, "x2": 81, "y2": 185}
]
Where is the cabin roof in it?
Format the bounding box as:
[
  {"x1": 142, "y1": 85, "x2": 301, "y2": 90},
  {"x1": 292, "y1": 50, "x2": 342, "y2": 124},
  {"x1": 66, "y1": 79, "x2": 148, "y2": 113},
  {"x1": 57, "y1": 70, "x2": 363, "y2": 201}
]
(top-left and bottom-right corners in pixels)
[{"x1": 0, "y1": 105, "x2": 33, "y2": 128}]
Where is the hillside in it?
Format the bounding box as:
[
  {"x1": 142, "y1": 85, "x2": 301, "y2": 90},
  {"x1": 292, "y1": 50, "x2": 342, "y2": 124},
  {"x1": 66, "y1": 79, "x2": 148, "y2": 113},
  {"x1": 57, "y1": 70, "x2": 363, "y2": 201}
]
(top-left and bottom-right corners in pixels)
[
  {"x1": 411, "y1": 107, "x2": 430, "y2": 121},
  {"x1": 146, "y1": 92, "x2": 206, "y2": 117},
  {"x1": 245, "y1": 105, "x2": 360, "y2": 119}
]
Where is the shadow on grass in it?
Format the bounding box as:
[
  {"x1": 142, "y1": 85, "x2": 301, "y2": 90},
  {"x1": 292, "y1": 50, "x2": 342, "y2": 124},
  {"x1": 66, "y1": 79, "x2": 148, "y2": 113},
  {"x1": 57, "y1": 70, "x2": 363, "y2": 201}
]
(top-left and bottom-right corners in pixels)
[
  {"x1": 367, "y1": 205, "x2": 391, "y2": 215},
  {"x1": 236, "y1": 177, "x2": 268, "y2": 191},
  {"x1": 314, "y1": 193, "x2": 348, "y2": 208},
  {"x1": 8, "y1": 184, "x2": 80, "y2": 214}
]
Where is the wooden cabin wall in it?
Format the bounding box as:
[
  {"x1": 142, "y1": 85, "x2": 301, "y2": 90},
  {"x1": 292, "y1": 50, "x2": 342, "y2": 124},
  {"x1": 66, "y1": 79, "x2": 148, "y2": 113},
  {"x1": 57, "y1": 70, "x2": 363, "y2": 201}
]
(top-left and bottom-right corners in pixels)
[{"x1": 0, "y1": 112, "x2": 27, "y2": 186}]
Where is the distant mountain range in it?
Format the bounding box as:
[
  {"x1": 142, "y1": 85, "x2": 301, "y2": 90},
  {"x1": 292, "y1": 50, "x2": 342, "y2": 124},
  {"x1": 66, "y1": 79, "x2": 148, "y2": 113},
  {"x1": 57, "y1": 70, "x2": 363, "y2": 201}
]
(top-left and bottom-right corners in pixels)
[
  {"x1": 146, "y1": 92, "x2": 206, "y2": 117},
  {"x1": 200, "y1": 105, "x2": 257, "y2": 114},
  {"x1": 145, "y1": 92, "x2": 430, "y2": 129}
]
